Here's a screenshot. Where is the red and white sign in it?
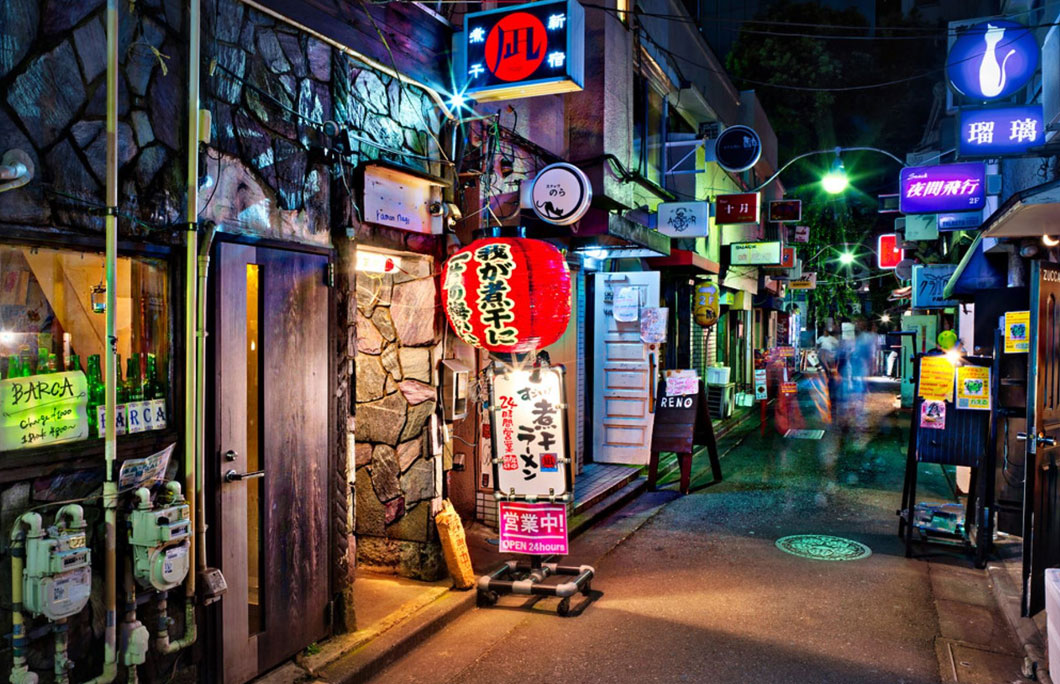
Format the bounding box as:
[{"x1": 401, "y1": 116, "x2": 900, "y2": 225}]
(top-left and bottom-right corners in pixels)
[
  {"x1": 780, "y1": 382, "x2": 797, "y2": 395},
  {"x1": 715, "y1": 193, "x2": 760, "y2": 225},
  {"x1": 877, "y1": 233, "x2": 904, "y2": 270},
  {"x1": 791, "y1": 225, "x2": 810, "y2": 243},
  {"x1": 779, "y1": 247, "x2": 795, "y2": 269},
  {"x1": 498, "y1": 501, "x2": 569, "y2": 555}
]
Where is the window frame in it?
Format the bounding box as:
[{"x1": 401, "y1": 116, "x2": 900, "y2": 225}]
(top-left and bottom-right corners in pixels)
[{"x1": 0, "y1": 230, "x2": 183, "y2": 481}]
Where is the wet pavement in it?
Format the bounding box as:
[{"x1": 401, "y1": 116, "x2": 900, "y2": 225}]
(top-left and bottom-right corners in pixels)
[{"x1": 362, "y1": 374, "x2": 1026, "y2": 684}]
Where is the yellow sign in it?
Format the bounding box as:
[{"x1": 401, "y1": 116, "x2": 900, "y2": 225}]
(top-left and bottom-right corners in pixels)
[
  {"x1": 918, "y1": 355, "x2": 954, "y2": 402},
  {"x1": 1004, "y1": 310, "x2": 1030, "y2": 353},
  {"x1": 1, "y1": 371, "x2": 89, "y2": 450},
  {"x1": 694, "y1": 283, "x2": 720, "y2": 327},
  {"x1": 955, "y1": 366, "x2": 990, "y2": 411}
]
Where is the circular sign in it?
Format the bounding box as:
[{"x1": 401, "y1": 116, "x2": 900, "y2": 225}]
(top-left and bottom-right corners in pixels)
[
  {"x1": 947, "y1": 20, "x2": 1038, "y2": 100},
  {"x1": 895, "y1": 258, "x2": 916, "y2": 282},
  {"x1": 485, "y1": 13, "x2": 547, "y2": 82},
  {"x1": 714, "y1": 125, "x2": 762, "y2": 173},
  {"x1": 775, "y1": 535, "x2": 872, "y2": 562},
  {"x1": 530, "y1": 163, "x2": 592, "y2": 226}
]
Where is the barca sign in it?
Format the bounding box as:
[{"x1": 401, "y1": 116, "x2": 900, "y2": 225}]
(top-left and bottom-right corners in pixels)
[
  {"x1": 899, "y1": 163, "x2": 986, "y2": 215},
  {"x1": 461, "y1": 0, "x2": 585, "y2": 101},
  {"x1": 958, "y1": 105, "x2": 1044, "y2": 158}
]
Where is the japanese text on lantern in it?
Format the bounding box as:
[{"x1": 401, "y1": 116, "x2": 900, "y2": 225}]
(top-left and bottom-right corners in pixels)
[
  {"x1": 443, "y1": 251, "x2": 480, "y2": 347},
  {"x1": 475, "y1": 243, "x2": 519, "y2": 348}
]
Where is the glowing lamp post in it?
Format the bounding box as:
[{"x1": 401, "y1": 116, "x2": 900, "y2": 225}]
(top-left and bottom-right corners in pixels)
[{"x1": 442, "y1": 237, "x2": 571, "y2": 354}]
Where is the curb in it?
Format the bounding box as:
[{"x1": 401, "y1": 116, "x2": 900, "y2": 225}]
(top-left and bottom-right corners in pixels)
[{"x1": 987, "y1": 561, "x2": 1052, "y2": 684}]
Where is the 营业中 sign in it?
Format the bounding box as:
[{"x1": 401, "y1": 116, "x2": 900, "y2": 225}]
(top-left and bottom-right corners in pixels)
[
  {"x1": 498, "y1": 501, "x2": 568, "y2": 555},
  {"x1": 900, "y1": 163, "x2": 986, "y2": 215},
  {"x1": 1, "y1": 371, "x2": 88, "y2": 450},
  {"x1": 461, "y1": 0, "x2": 585, "y2": 101},
  {"x1": 490, "y1": 366, "x2": 568, "y2": 498}
]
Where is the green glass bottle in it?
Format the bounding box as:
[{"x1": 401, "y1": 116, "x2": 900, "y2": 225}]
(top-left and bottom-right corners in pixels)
[
  {"x1": 68, "y1": 353, "x2": 83, "y2": 374},
  {"x1": 124, "y1": 354, "x2": 143, "y2": 402},
  {"x1": 18, "y1": 346, "x2": 33, "y2": 377},
  {"x1": 86, "y1": 355, "x2": 103, "y2": 437},
  {"x1": 114, "y1": 354, "x2": 125, "y2": 403},
  {"x1": 6, "y1": 356, "x2": 21, "y2": 379},
  {"x1": 143, "y1": 353, "x2": 161, "y2": 401},
  {"x1": 45, "y1": 352, "x2": 58, "y2": 374},
  {"x1": 37, "y1": 347, "x2": 50, "y2": 375}
]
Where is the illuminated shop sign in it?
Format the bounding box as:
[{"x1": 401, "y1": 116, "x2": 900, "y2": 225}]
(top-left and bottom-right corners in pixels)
[
  {"x1": 461, "y1": 0, "x2": 585, "y2": 101},
  {"x1": 715, "y1": 193, "x2": 760, "y2": 225},
  {"x1": 947, "y1": 20, "x2": 1038, "y2": 101},
  {"x1": 899, "y1": 163, "x2": 986, "y2": 214},
  {"x1": 958, "y1": 105, "x2": 1044, "y2": 158},
  {"x1": 731, "y1": 241, "x2": 781, "y2": 266}
]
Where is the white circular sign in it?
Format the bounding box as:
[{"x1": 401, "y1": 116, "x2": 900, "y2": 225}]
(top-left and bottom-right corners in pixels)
[{"x1": 530, "y1": 163, "x2": 592, "y2": 226}]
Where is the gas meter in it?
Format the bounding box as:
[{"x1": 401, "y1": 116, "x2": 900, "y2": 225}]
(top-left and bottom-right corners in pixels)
[
  {"x1": 23, "y1": 505, "x2": 92, "y2": 621},
  {"x1": 128, "y1": 483, "x2": 191, "y2": 591}
]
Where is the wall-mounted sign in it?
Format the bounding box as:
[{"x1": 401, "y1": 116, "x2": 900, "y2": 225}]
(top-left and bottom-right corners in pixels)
[
  {"x1": 613, "y1": 286, "x2": 639, "y2": 322},
  {"x1": 731, "y1": 241, "x2": 781, "y2": 266},
  {"x1": 529, "y1": 162, "x2": 591, "y2": 225},
  {"x1": 788, "y1": 272, "x2": 817, "y2": 290},
  {"x1": 461, "y1": 0, "x2": 585, "y2": 101},
  {"x1": 768, "y1": 200, "x2": 802, "y2": 223},
  {"x1": 754, "y1": 369, "x2": 768, "y2": 400},
  {"x1": 912, "y1": 264, "x2": 959, "y2": 309},
  {"x1": 779, "y1": 247, "x2": 795, "y2": 269},
  {"x1": 790, "y1": 225, "x2": 810, "y2": 243},
  {"x1": 877, "y1": 233, "x2": 904, "y2": 270},
  {"x1": 489, "y1": 365, "x2": 569, "y2": 498},
  {"x1": 363, "y1": 164, "x2": 444, "y2": 234},
  {"x1": 918, "y1": 355, "x2": 955, "y2": 401},
  {"x1": 694, "y1": 282, "x2": 720, "y2": 327},
  {"x1": 498, "y1": 501, "x2": 568, "y2": 554},
  {"x1": 97, "y1": 400, "x2": 167, "y2": 436},
  {"x1": 640, "y1": 307, "x2": 668, "y2": 344},
  {"x1": 905, "y1": 214, "x2": 939, "y2": 241},
  {"x1": 947, "y1": 20, "x2": 1038, "y2": 101},
  {"x1": 356, "y1": 250, "x2": 401, "y2": 274},
  {"x1": 956, "y1": 365, "x2": 991, "y2": 410},
  {"x1": 878, "y1": 193, "x2": 901, "y2": 213},
  {"x1": 657, "y1": 201, "x2": 709, "y2": 238},
  {"x1": 1, "y1": 371, "x2": 89, "y2": 450},
  {"x1": 715, "y1": 193, "x2": 760, "y2": 225},
  {"x1": 899, "y1": 163, "x2": 986, "y2": 215},
  {"x1": 937, "y1": 211, "x2": 983, "y2": 232},
  {"x1": 959, "y1": 105, "x2": 1044, "y2": 157},
  {"x1": 1004, "y1": 310, "x2": 1030, "y2": 353},
  {"x1": 714, "y1": 125, "x2": 762, "y2": 173}
]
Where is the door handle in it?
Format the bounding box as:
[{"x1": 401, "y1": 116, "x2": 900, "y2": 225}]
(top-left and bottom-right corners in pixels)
[
  {"x1": 1017, "y1": 432, "x2": 1056, "y2": 447},
  {"x1": 225, "y1": 469, "x2": 264, "y2": 483},
  {"x1": 648, "y1": 352, "x2": 657, "y2": 414}
]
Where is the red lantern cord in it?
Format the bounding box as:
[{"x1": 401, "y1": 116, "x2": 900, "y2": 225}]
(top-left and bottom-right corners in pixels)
[{"x1": 441, "y1": 237, "x2": 571, "y2": 354}]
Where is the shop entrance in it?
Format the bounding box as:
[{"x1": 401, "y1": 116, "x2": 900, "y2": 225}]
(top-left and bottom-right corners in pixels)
[
  {"x1": 212, "y1": 242, "x2": 331, "y2": 683},
  {"x1": 1022, "y1": 260, "x2": 1060, "y2": 616}
]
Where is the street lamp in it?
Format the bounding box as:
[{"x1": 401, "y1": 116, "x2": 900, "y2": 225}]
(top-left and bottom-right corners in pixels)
[
  {"x1": 820, "y1": 153, "x2": 848, "y2": 194},
  {"x1": 838, "y1": 251, "x2": 856, "y2": 265},
  {"x1": 751, "y1": 145, "x2": 905, "y2": 193}
]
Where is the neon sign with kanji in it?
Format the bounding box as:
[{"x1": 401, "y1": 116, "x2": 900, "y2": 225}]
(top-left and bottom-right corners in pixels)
[
  {"x1": 899, "y1": 163, "x2": 987, "y2": 215},
  {"x1": 462, "y1": 0, "x2": 585, "y2": 101}
]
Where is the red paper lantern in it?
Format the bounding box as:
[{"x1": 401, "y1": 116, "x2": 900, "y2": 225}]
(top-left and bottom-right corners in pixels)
[{"x1": 441, "y1": 237, "x2": 571, "y2": 353}]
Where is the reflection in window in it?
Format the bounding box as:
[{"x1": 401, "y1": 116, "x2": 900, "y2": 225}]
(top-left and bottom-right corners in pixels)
[{"x1": 0, "y1": 245, "x2": 170, "y2": 448}]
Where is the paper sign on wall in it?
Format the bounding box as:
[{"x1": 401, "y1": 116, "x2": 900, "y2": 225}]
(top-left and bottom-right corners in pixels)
[
  {"x1": 118, "y1": 443, "x2": 175, "y2": 490},
  {"x1": 613, "y1": 286, "x2": 640, "y2": 322},
  {"x1": 918, "y1": 356, "x2": 955, "y2": 402},
  {"x1": 1, "y1": 371, "x2": 89, "y2": 450},
  {"x1": 955, "y1": 366, "x2": 990, "y2": 410},
  {"x1": 640, "y1": 307, "x2": 668, "y2": 344},
  {"x1": 1004, "y1": 311, "x2": 1030, "y2": 353},
  {"x1": 665, "y1": 371, "x2": 699, "y2": 396},
  {"x1": 920, "y1": 400, "x2": 946, "y2": 430}
]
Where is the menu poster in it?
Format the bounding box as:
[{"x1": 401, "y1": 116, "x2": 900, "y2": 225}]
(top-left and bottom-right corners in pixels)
[
  {"x1": 955, "y1": 366, "x2": 990, "y2": 411},
  {"x1": 918, "y1": 356, "x2": 955, "y2": 402}
]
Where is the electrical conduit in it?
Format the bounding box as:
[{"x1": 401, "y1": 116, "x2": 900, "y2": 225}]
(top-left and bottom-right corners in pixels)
[{"x1": 9, "y1": 513, "x2": 42, "y2": 684}]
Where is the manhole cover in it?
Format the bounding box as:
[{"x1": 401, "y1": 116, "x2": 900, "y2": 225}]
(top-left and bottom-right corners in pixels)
[
  {"x1": 784, "y1": 429, "x2": 825, "y2": 440},
  {"x1": 775, "y1": 534, "x2": 872, "y2": 561}
]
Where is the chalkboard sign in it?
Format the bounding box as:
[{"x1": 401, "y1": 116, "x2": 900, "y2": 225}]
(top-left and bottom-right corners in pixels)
[{"x1": 648, "y1": 376, "x2": 721, "y2": 493}]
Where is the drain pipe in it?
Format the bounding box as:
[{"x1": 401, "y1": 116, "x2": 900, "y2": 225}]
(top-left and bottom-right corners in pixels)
[
  {"x1": 10, "y1": 513, "x2": 42, "y2": 684},
  {"x1": 195, "y1": 222, "x2": 216, "y2": 574},
  {"x1": 85, "y1": 0, "x2": 120, "y2": 681}
]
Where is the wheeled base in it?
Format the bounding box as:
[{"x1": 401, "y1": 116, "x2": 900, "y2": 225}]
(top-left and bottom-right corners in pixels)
[{"x1": 477, "y1": 558, "x2": 595, "y2": 616}]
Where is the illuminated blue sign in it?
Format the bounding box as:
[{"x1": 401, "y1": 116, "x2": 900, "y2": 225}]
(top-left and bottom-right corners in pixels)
[
  {"x1": 937, "y1": 211, "x2": 983, "y2": 232},
  {"x1": 900, "y1": 163, "x2": 986, "y2": 215},
  {"x1": 959, "y1": 105, "x2": 1044, "y2": 157},
  {"x1": 947, "y1": 20, "x2": 1038, "y2": 101}
]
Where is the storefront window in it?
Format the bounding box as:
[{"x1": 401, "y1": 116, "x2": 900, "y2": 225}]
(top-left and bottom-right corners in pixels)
[{"x1": 0, "y1": 245, "x2": 171, "y2": 451}]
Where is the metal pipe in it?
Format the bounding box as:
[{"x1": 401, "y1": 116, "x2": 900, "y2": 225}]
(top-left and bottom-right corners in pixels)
[
  {"x1": 194, "y1": 223, "x2": 216, "y2": 577},
  {"x1": 10, "y1": 513, "x2": 41, "y2": 684},
  {"x1": 53, "y1": 620, "x2": 70, "y2": 684},
  {"x1": 122, "y1": 558, "x2": 138, "y2": 684},
  {"x1": 85, "y1": 0, "x2": 120, "y2": 681}
]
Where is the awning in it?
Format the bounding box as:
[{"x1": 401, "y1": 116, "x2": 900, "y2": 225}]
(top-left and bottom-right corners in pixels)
[
  {"x1": 942, "y1": 233, "x2": 1007, "y2": 299},
  {"x1": 572, "y1": 209, "x2": 670, "y2": 258},
  {"x1": 981, "y1": 177, "x2": 1060, "y2": 239},
  {"x1": 645, "y1": 248, "x2": 720, "y2": 274}
]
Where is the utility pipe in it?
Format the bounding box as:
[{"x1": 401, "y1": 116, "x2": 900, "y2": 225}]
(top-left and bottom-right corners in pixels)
[
  {"x1": 122, "y1": 558, "x2": 138, "y2": 684},
  {"x1": 194, "y1": 222, "x2": 217, "y2": 576},
  {"x1": 9, "y1": 513, "x2": 42, "y2": 684},
  {"x1": 53, "y1": 620, "x2": 70, "y2": 684},
  {"x1": 85, "y1": 0, "x2": 120, "y2": 681}
]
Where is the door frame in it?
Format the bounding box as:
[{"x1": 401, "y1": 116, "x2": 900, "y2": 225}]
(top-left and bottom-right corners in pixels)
[{"x1": 205, "y1": 234, "x2": 337, "y2": 682}]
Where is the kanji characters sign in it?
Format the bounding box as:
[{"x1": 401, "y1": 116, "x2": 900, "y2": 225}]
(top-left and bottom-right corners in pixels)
[
  {"x1": 498, "y1": 501, "x2": 569, "y2": 554},
  {"x1": 490, "y1": 366, "x2": 569, "y2": 499},
  {"x1": 461, "y1": 0, "x2": 585, "y2": 101},
  {"x1": 715, "y1": 193, "x2": 760, "y2": 225},
  {"x1": 899, "y1": 163, "x2": 986, "y2": 214},
  {"x1": 959, "y1": 105, "x2": 1044, "y2": 158}
]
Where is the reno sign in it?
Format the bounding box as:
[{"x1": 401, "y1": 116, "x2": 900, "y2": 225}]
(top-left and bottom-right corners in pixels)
[
  {"x1": 947, "y1": 20, "x2": 1038, "y2": 101},
  {"x1": 899, "y1": 163, "x2": 986, "y2": 215}
]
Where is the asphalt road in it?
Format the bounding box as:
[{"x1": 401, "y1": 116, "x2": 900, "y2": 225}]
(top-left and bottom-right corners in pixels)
[{"x1": 367, "y1": 376, "x2": 968, "y2": 684}]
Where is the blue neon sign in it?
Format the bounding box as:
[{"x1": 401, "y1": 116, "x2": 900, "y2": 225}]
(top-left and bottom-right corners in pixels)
[
  {"x1": 947, "y1": 20, "x2": 1038, "y2": 101},
  {"x1": 959, "y1": 105, "x2": 1044, "y2": 157}
]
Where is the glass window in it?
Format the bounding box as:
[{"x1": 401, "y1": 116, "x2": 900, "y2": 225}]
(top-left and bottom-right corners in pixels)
[
  {"x1": 633, "y1": 74, "x2": 666, "y2": 188},
  {"x1": 0, "y1": 244, "x2": 171, "y2": 451}
]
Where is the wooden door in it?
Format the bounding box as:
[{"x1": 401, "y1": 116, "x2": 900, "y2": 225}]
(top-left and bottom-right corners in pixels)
[
  {"x1": 214, "y1": 243, "x2": 331, "y2": 683},
  {"x1": 1022, "y1": 261, "x2": 1060, "y2": 616},
  {"x1": 592, "y1": 272, "x2": 660, "y2": 465}
]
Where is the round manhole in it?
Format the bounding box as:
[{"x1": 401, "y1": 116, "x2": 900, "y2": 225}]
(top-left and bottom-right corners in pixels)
[{"x1": 775, "y1": 534, "x2": 872, "y2": 561}]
